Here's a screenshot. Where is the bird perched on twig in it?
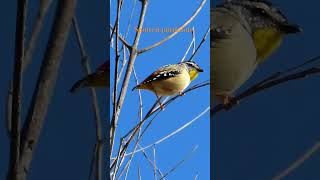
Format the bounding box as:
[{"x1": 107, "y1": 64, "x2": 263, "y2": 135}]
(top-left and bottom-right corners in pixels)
[
  {"x1": 211, "y1": 0, "x2": 302, "y2": 105},
  {"x1": 70, "y1": 61, "x2": 109, "y2": 93},
  {"x1": 132, "y1": 61, "x2": 204, "y2": 109}
]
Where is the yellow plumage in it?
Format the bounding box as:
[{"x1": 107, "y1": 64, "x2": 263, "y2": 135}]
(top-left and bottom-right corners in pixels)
[
  {"x1": 253, "y1": 28, "x2": 284, "y2": 62},
  {"x1": 188, "y1": 69, "x2": 199, "y2": 81}
]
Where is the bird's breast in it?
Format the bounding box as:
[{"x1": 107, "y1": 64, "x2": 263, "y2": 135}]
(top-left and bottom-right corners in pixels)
[
  {"x1": 151, "y1": 70, "x2": 191, "y2": 96},
  {"x1": 211, "y1": 18, "x2": 257, "y2": 96}
]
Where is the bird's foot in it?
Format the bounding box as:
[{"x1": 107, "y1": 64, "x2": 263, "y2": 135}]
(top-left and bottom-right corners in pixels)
[
  {"x1": 179, "y1": 92, "x2": 185, "y2": 96},
  {"x1": 219, "y1": 95, "x2": 239, "y2": 109},
  {"x1": 159, "y1": 103, "x2": 165, "y2": 111}
]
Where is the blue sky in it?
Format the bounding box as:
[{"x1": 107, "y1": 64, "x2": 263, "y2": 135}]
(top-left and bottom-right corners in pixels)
[
  {"x1": 110, "y1": 0, "x2": 210, "y2": 179},
  {"x1": 213, "y1": 0, "x2": 320, "y2": 179},
  {"x1": 1, "y1": 1, "x2": 107, "y2": 179}
]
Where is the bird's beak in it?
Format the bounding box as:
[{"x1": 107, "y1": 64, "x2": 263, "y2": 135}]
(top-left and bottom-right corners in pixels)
[
  {"x1": 198, "y1": 68, "x2": 204, "y2": 72},
  {"x1": 282, "y1": 23, "x2": 302, "y2": 34}
]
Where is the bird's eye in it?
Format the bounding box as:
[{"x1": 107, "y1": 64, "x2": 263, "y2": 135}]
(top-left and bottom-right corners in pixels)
[{"x1": 252, "y1": 8, "x2": 267, "y2": 15}]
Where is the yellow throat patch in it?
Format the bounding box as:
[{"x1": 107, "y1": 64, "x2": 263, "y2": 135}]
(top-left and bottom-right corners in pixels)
[
  {"x1": 189, "y1": 69, "x2": 199, "y2": 81},
  {"x1": 253, "y1": 28, "x2": 284, "y2": 63}
]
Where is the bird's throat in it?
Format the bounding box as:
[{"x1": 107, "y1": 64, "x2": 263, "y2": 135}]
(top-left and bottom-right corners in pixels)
[
  {"x1": 253, "y1": 28, "x2": 284, "y2": 62},
  {"x1": 189, "y1": 70, "x2": 199, "y2": 81}
]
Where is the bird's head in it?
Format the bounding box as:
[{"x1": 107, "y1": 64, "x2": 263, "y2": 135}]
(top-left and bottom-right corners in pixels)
[
  {"x1": 221, "y1": 0, "x2": 302, "y2": 34},
  {"x1": 219, "y1": 0, "x2": 302, "y2": 61},
  {"x1": 182, "y1": 61, "x2": 204, "y2": 81}
]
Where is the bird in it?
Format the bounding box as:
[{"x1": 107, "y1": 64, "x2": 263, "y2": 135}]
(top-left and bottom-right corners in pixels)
[
  {"x1": 132, "y1": 61, "x2": 204, "y2": 109},
  {"x1": 70, "y1": 61, "x2": 109, "y2": 93},
  {"x1": 211, "y1": 0, "x2": 302, "y2": 105}
]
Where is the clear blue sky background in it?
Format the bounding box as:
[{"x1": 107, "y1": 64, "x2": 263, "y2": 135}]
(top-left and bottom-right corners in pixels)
[
  {"x1": 213, "y1": 0, "x2": 320, "y2": 180},
  {"x1": 110, "y1": 0, "x2": 210, "y2": 179},
  {"x1": 1, "y1": 1, "x2": 107, "y2": 179}
]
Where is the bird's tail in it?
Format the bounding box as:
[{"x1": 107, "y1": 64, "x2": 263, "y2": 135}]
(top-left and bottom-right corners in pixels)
[
  {"x1": 70, "y1": 78, "x2": 88, "y2": 93},
  {"x1": 132, "y1": 84, "x2": 143, "y2": 91}
]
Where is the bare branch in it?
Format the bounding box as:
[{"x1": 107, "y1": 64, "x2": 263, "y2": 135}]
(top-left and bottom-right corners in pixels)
[
  {"x1": 180, "y1": 28, "x2": 195, "y2": 62},
  {"x1": 17, "y1": 1, "x2": 78, "y2": 179},
  {"x1": 138, "y1": 166, "x2": 142, "y2": 180},
  {"x1": 160, "y1": 145, "x2": 199, "y2": 180},
  {"x1": 115, "y1": 67, "x2": 144, "y2": 179},
  {"x1": 124, "y1": 0, "x2": 138, "y2": 38},
  {"x1": 188, "y1": 27, "x2": 210, "y2": 61},
  {"x1": 23, "y1": 0, "x2": 53, "y2": 71},
  {"x1": 153, "y1": 147, "x2": 157, "y2": 180},
  {"x1": 110, "y1": 0, "x2": 149, "y2": 159},
  {"x1": 109, "y1": 25, "x2": 132, "y2": 50},
  {"x1": 6, "y1": 89, "x2": 13, "y2": 136},
  {"x1": 118, "y1": 106, "x2": 209, "y2": 157},
  {"x1": 72, "y1": 16, "x2": 103, "y2": 180},
  {"x1": 137, "y1": 0, "x2": 207, "y2": 54},
  {"x1": 272, "y1": 141, "x2": 320, "y2": 180},
  {"x1": 110, "y1": 0, "x2": 123, "y2": 159},
  {"x1": 212, "y1": 58, "x2": 320, "y2": 116},
  {"x1": 7, "y1": 0, "x2": 28, "y2": 179},
  {"x1": 110, "y1": 81, "x2": 209, "y2": 171},
  {"x1": 88, "y1": 144, "x2": 98, "y2": 180}
]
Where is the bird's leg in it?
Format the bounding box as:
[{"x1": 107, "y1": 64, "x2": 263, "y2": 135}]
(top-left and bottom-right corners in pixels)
[
  {"x1": 218, "y1": 95, "x2": 238, "y2": 106},
  {"x1": 150, "y1": 86, "x2": 165, "y2": 110},
  {"x1": 223, "y1": 95, "x2": 231, "y2": 105},
  {"x1": 155, "y1": 93, "x2": 164, "y2": 110}
]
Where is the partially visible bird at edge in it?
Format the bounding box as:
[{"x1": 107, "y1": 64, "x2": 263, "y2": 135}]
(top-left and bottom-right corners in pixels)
[{"x1": 70, "y1": 61, "x2": 110, "y2": 93}]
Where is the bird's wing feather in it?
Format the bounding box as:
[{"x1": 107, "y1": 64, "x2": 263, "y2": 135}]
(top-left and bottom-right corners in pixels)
[{"x1": 140, "y1": 65, "x2": 182, "y2": 85}]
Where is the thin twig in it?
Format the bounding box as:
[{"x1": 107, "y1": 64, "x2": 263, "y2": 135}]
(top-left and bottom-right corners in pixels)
[
  {"x1": 109, "y1": 0, "x2": 123, "y2": 41},
  {"x1": 160, "y1": 145, "x2": 199, "y2": 180},
  {"x1": 88, "y1": 144, "x2": 98, "y2": 180},
  {"x1": 212, "y1": 55, "x2": 320, "y2": 115},
  {"x1": 118, "y1": 106, "x2": 209, "y2": 157},
  {"x1": 116, "y1": 68, "x2": 144, "y2": 179},
  {"x1": 111, "y1": 138, "x2": 124, "y2": 180},
  {"x1": 124, "y1": 0, "x2": 137, "y2": 38},
  {"x1": 153, "y1": 146, "x2": 157, "y2": 180},
  {"x1": 123, "y1": 144, "x2": 165, "y2": 178},
  {"x1": 111, "y1": 81, "x2": 209, "y2": 170},
  {"x1": 72, "y1": 17, "x2": 104, "y2": 180},
  {"x1": 181, "y1": 28, "x2": 195, "y2": 62},
  {"x1": 138, "y1": 166, "x2": 142, "y2": 180},
  {"x1": 272, "y1": 141, "x2": 320, "y2": 180},
  {"x1": 110, "y1": 81, "x2": 209, "y2": 165},
  {"x1": 110, "y1": 25, "x2": 132, "y2": 50},
  {"x1": 192, "y1": 27, "x2": 196, "y2": 54},
  {"x1": 116, "y1": 47, "x2": 128, "y2": 85},
  {"x1": 211, "y1": 66, "x2": 320, "y2": 116},
  {"x1": 23, "y1": 0, "x2": 53, "y2": 71},
  {"x1": 188, "y1": 27, "x2": 210, "y2": 61},
  {"x1": 6, "y1": 90, "x2": 13, "y2": 137}
]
